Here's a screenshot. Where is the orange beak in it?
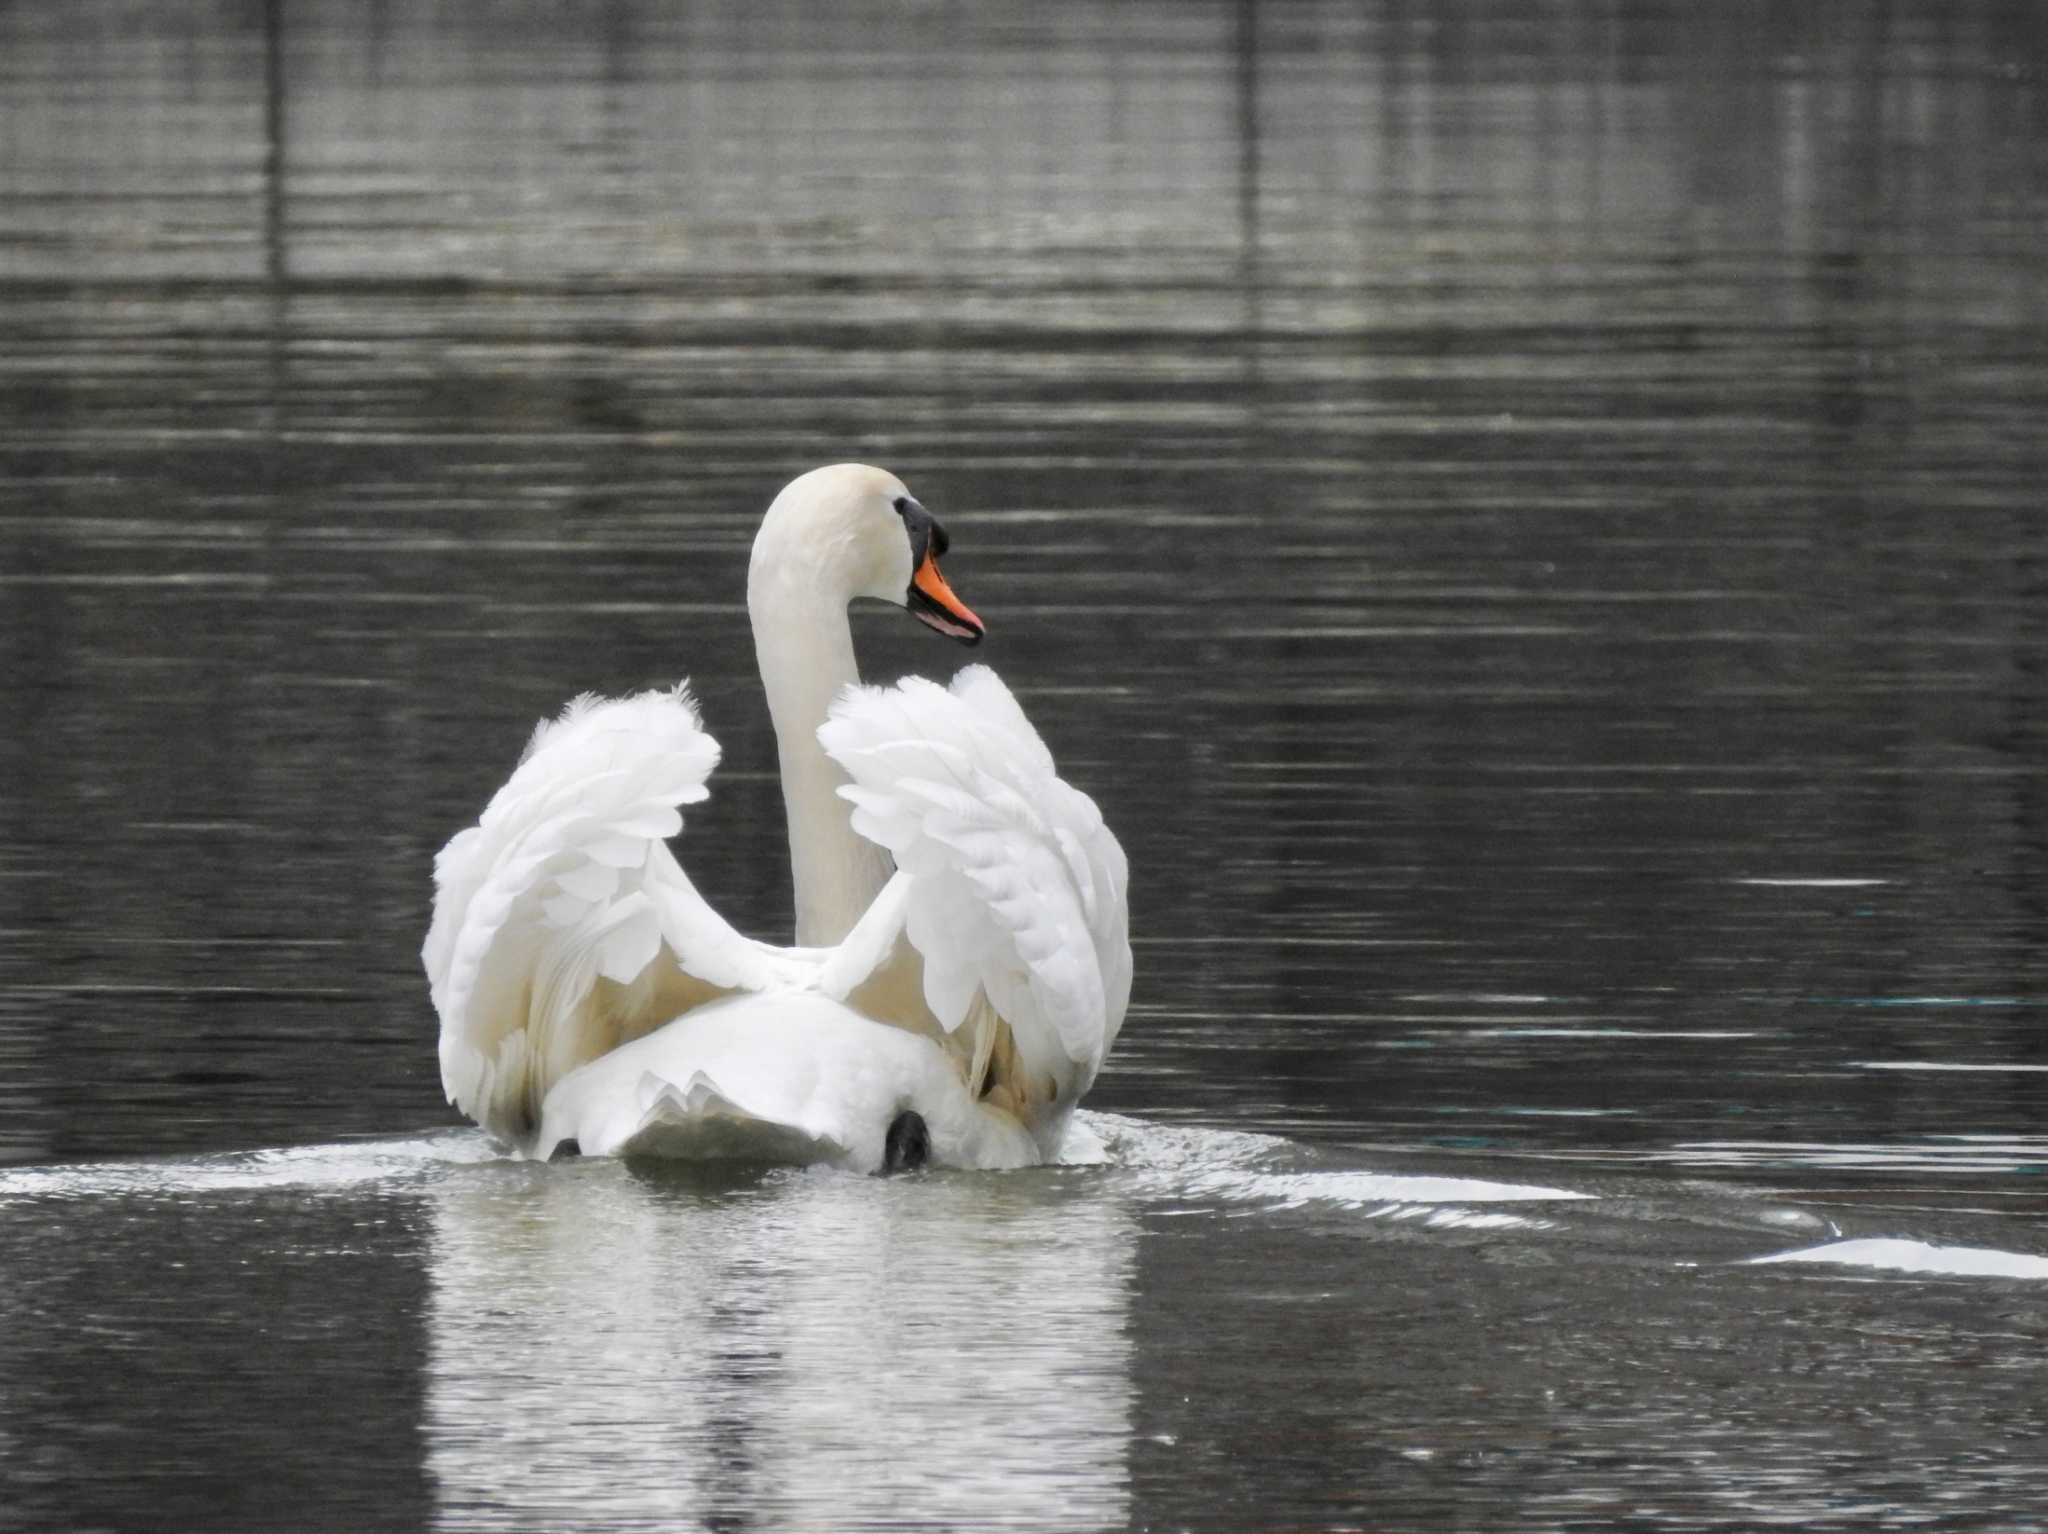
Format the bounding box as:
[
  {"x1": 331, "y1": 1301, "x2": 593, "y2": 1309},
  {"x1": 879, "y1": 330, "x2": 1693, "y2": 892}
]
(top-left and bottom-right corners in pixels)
[{"x1": 909, "y1": 551, "x2": 984, "y2": 644}]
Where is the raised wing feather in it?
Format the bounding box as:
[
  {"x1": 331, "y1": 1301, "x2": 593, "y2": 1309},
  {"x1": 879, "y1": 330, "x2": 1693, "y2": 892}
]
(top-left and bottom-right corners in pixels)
[
  {"x1": 818, "y1": 665, "x2": 1131, "y2": 1106},
  {"x1": 423, "y1": 686, "x2": 801, "y2": 1144}
]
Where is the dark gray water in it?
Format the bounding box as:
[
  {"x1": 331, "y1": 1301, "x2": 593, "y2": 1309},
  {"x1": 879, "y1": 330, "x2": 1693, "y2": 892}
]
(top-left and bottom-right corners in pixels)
[{"x1": 5, "y1": 2, "x2": 2048, "y2": 1529}]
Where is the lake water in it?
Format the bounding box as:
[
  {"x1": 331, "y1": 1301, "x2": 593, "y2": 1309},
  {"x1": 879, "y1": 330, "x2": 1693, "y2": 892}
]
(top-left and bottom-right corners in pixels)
[{"x1": 4, "y1": 2, "x2": 2047, "y2": 1529}]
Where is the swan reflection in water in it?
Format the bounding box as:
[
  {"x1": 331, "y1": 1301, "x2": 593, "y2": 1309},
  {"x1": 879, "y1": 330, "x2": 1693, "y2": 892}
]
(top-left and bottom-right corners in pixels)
[{"x1": 422, "y1": 1159, "x2": 1138, "y2": 1530}]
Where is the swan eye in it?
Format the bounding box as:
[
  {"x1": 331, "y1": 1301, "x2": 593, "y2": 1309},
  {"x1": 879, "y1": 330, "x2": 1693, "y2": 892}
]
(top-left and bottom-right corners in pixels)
[{"x1": 892, "y1": 494, "x2": 947, "y2": 560}]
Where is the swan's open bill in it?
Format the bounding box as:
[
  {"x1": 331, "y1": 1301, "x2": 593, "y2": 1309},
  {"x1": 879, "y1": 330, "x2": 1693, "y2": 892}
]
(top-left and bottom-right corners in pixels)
[
  {"x1": 423, "y1": 464, "x2": 1131, "y2": 1172},
  {"x1": 882, "y1": 1110, "x2": 931, "y2": 1174}
]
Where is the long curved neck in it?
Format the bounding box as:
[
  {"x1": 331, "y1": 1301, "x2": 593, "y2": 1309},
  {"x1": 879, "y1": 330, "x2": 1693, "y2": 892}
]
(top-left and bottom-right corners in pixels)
[{"x1": 749, "y1": 561, "x2": 892, "y2": 948}]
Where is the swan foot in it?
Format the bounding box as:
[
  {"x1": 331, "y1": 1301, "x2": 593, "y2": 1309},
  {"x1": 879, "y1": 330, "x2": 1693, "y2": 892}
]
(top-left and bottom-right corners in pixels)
[{"x1": 882, "y1": 1110, "x2": 929, "y2": 1174}]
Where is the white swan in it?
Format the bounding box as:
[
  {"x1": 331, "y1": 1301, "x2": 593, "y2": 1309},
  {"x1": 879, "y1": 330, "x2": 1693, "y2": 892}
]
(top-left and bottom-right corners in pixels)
[{"x1": 421, "y1": 464, "x2": 1131, "y2": 1172}]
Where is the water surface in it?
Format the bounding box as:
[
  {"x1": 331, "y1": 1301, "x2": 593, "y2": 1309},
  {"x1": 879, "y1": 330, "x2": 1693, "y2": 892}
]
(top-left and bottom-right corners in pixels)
[{"x1": 3, "y1": 2, "x2": 2047, "y2": 1529}]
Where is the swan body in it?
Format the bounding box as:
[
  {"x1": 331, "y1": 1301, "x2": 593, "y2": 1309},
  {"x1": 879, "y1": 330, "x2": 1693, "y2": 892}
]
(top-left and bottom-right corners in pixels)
[
  {"x1": 535, "y1": 996, "x2": 1042, "y2": 1170},
  {"x1": 423, "y1": 465, "x2": 1130, "y2": 1172}
]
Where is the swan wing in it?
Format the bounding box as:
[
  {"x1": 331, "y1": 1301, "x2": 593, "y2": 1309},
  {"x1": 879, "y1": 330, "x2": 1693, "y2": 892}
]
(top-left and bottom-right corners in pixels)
[
  {"x1": 818, "y1": 665, "x2": 1132, "y2": 1114},
  {"x1": 423, "y1": 685, "x2": 805, "y2": 1144}
]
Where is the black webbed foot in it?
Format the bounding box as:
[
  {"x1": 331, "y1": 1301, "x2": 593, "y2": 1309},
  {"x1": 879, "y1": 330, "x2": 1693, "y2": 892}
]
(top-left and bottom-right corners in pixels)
[{"x1": 882, "y1": 1110, "x2": 930, "y2": 1174}]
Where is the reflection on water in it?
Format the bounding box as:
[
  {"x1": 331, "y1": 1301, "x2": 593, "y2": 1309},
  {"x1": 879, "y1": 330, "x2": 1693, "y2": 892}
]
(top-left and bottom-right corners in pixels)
[
  {"x1": 5, "y1": 1122, "x2": 2047, "y2": 1532},
  {"x1": 6, "y1": 0, "x2": 2048, "y2": 1529},
  {"x1": 424, "y1": 1160, "x2": 1137, "y2": 1532}
]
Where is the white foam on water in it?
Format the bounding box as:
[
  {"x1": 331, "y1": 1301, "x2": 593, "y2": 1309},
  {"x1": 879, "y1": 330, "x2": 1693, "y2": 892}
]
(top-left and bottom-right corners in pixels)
[
  {"x1": 1655, "y1": 1136, "x2": 2048, "y2": 1173},
  {"x1": 1466, "y1": 1028, "x2": 1764, "y2": 1041},
  {"x1": 1076, "y1": 1110, "x2": 1291, "y2": 1174},
  {"x1": 1855, "y1": 1061, "x2": 2048, "y2": 1073},
  {"x1": 1182, "y1": 1167, "x2": 1591, "y2": 1209},
  {"x1": 0, "y1": 1132, "x2": 496, "y2": 1204},
  {"x1": 1732, "y1": 878, "x2": 1889, "y2": 888},
  {"x1": 11, "y1": 1114, "x2": 2039, "y2": 1280},
  {"x1": 1076, "y1": 1111, "x2": 1591, "y2": 1232},
  {"x1": 1749, "y1": 1238, "x2": 2048, "y2": 1280}
]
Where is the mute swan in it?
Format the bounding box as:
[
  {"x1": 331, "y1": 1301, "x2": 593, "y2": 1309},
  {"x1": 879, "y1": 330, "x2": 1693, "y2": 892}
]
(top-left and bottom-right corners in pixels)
[{"x1": 422, "y1": 464, "x2": 1131, "y2": 1172}]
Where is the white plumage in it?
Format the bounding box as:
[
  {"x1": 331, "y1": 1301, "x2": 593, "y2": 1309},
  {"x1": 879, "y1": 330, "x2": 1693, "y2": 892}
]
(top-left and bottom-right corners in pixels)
[
  {"x1": 422, "y1": 465, "x2": 1131, "y2": 1171},
  {"x1": 822, "y1": 671, "x2": 1130, "y2": 1096}
]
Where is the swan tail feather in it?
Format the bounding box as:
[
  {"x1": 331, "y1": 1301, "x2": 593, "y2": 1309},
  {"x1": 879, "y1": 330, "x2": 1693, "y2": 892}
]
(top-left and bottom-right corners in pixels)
[{"x1": 607, "y1": 1068, "x2": 850, "y2": 1163}]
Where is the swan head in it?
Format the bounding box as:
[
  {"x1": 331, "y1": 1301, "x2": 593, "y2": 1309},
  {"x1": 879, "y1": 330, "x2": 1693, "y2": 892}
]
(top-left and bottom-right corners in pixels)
[{"x1": 750, "y1": 463, "x2": 984, "y2": 645}]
